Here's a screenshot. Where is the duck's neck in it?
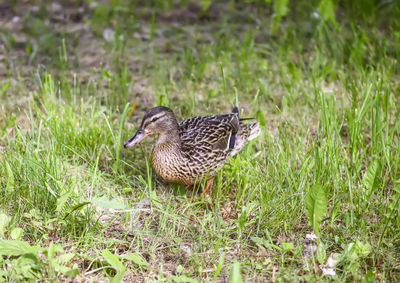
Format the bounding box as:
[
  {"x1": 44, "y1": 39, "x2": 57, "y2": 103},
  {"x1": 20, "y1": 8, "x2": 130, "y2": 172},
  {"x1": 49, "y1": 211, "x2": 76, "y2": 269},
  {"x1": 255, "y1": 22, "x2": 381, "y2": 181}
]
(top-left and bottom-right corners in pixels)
[{"x1": 155, "y1": 127, "x2": 181, "y2": 147}]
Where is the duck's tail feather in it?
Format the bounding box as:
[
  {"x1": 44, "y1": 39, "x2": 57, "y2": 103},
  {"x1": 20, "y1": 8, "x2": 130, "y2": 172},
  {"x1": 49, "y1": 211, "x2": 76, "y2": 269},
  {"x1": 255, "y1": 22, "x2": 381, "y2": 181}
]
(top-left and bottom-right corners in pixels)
[
  {"x1": 232, "y1": 106, "x2": 256, "y2": 121},
  {"x1": 247, "y1": 122, "x2": 261, "y2": 141},
  {"x1": 239, "y1": 117, "x2": 256, "y2": 121},
  {"x1": 229, "y1": 122, "x2": 261, "y2": 156}
]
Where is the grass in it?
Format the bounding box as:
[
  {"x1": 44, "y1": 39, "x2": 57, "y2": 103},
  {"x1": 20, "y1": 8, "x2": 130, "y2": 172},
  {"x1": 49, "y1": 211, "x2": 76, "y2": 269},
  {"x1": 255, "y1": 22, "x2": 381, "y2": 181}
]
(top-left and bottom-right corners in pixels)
[{"x1": 1, "y1": 0, "x2": 400, "y2": 281}]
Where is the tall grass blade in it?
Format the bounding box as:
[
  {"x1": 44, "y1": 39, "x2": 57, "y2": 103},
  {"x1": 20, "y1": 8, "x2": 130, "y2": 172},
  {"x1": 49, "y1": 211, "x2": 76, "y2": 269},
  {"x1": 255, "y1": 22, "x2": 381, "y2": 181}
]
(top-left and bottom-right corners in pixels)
[{"x1": 304, "y1": 184, "x2": 327, "y2": 237}]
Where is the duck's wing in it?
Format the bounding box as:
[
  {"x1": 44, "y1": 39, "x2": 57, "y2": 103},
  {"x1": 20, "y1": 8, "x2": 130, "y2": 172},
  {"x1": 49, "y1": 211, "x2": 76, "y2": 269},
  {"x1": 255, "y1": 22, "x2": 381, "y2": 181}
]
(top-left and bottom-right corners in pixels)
[{"x1": 178, "y1": 113, "x2": 240, "y2": 154}]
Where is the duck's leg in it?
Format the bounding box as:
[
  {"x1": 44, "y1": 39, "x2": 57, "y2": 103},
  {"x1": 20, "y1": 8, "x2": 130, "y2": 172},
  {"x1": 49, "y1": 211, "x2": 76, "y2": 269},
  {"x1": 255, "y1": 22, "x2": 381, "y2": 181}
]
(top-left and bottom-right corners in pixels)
[
  {"x1": 202, "y1": 178, "x2": 214, "y2": 196},
  {"x1": 185, "y1": 184, "x2": 193, "y2": 191}
]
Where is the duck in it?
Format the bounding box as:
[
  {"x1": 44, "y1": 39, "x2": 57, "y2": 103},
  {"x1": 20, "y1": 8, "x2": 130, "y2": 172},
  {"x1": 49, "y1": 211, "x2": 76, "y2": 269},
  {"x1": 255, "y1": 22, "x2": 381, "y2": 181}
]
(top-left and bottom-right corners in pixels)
[{"x1": 124, "y1": 106, "x2": 260, "y2": 194}]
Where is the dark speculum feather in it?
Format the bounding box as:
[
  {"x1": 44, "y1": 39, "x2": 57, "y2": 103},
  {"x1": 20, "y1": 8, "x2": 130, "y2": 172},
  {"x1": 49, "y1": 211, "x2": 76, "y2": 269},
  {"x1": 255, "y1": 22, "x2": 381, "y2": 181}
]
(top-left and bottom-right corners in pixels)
[
  {"x1": 229, "y1": 134, "x2": 236, "y2": 149},
  {"x1": 232, "y1": 106, "x2": 239, "y2": 114}
]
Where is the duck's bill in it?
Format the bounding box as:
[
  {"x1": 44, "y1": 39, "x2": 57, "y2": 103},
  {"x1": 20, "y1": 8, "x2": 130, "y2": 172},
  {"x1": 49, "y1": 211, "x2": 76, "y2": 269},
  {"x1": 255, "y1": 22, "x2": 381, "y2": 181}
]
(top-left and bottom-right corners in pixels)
[{"x1": 124, "y1": 129, "x2": 146, "y2": 148}]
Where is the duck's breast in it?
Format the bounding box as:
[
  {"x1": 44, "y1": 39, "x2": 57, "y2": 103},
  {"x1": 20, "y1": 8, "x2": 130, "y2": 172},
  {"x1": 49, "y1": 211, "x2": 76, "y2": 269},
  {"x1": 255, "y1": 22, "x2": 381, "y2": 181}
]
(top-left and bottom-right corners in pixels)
[{"x1": 151, "y1": 143, "x2": 194, "y2": 185}]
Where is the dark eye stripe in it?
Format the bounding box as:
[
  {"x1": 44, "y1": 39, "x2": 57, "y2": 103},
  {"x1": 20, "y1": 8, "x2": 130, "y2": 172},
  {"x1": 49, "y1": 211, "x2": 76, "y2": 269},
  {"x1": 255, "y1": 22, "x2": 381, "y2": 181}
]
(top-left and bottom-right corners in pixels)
[
  {"x1": 151, "y1": 115, "x2": 162, "y2": 123},
  {"x1": 144, "y1": 115, "x2": 163, "y2": 128}
]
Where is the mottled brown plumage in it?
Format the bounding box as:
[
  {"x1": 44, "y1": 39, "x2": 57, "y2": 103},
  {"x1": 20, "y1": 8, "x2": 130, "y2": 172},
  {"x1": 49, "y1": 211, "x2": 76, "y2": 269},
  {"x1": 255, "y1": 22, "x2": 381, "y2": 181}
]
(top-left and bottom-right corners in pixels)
[{"x1": 124, "y1": 106, "x2": 260, "y2": 189}]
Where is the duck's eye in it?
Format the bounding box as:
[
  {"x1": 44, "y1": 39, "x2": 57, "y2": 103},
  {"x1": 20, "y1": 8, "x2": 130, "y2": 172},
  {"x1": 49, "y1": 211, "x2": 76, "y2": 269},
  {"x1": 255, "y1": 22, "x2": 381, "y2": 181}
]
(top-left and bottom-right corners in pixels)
[{"x1": 150, "y1": 116, "x2": 162, "y2": 123}]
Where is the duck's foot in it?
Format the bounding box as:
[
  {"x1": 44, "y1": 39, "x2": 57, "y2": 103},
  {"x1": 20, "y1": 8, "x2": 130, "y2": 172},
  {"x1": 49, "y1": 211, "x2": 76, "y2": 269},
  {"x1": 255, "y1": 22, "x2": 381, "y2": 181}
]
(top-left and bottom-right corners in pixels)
[
  {"x1": 185, "y1": 179, "x2": 213, "y2": 200},
  {"x1": 201, "y1": 178, "x2": 214, "y2": 197}
]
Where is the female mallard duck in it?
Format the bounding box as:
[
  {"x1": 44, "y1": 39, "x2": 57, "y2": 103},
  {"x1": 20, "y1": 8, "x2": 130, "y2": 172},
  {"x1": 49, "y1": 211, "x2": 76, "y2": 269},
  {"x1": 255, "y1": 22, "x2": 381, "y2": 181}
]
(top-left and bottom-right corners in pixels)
[{"x1": 124, "y1": 106, "x2": 260, "y2": 194}]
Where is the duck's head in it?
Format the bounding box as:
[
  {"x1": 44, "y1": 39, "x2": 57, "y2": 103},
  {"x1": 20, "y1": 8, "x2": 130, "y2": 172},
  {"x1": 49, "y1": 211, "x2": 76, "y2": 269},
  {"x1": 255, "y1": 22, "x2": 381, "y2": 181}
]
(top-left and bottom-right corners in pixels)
[{"x1": 124, "y1": 106, "x2": 178, "y2": 148}]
